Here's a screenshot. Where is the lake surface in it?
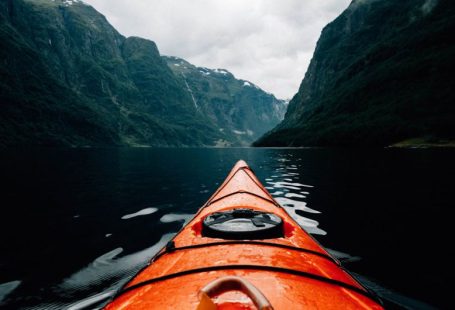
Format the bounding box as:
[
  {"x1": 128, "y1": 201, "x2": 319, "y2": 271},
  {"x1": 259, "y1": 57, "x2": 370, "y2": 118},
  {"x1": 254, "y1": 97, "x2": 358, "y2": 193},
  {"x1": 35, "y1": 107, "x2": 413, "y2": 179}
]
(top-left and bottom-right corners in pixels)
[{"x1": 0, "y1": 148, "x2": 453, "y2": 309}]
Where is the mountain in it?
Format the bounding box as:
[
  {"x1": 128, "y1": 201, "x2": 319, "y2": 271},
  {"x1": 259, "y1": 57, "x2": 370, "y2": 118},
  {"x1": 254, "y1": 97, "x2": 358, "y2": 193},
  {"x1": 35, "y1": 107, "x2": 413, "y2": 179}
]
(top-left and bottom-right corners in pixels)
[
  {"x1": 1, "y1": 0, "x2": 284, "y2": 147},
  {"x1": 163, "y1": 56, "x2": 287, "y2": 145},
  {"x1": 255, "y1": 0, "x2": 455, "y2": 147},
  {"x1": 1, "y1": 0, "x2": 230, "y2": 147}
]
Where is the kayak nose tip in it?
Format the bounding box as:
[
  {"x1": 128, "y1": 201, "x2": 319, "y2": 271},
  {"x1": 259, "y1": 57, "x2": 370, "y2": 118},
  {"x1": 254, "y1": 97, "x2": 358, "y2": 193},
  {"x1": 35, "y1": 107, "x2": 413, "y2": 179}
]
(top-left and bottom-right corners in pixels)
[{"x1": 235, "y1": 159, "x2": 249, "y2": 168}]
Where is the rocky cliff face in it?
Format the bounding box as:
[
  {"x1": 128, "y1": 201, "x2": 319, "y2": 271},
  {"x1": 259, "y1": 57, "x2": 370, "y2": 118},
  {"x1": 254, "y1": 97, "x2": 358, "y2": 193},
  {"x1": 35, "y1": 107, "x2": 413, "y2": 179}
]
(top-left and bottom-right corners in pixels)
[
  {"x1": 255, "y1": 0, "x2": 455, "y2": 146},
  {"x1": 164, "y1": 56, "x2": 287, "y2": 145},
  {"x1": 0, "y1": 0, "x2": 234, "y2": 146}
]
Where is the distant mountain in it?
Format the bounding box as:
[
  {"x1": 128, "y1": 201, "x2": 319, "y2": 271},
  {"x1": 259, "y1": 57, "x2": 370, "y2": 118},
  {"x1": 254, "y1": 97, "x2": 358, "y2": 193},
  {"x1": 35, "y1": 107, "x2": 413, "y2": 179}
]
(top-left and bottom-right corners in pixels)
[
  {"x1": 0, "y1": 0, "x2": 285, "y2": 147},
  {"x1": 163, "y1": 56, "x2": 287, "y2": 145},
  {"x1": 164, "y1": 56, "x2": 287, "y2": 145},
  {"x1": 255, "y1": 0, "x2": 455, "y2": 147}
]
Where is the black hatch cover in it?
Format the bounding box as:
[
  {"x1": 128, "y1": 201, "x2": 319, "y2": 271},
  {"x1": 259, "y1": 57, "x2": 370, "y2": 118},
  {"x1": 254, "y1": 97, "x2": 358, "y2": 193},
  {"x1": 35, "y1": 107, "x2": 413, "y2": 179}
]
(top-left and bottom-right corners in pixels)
[{"x1": 202, "y1": 208, "x2": 283, "y2": 240}]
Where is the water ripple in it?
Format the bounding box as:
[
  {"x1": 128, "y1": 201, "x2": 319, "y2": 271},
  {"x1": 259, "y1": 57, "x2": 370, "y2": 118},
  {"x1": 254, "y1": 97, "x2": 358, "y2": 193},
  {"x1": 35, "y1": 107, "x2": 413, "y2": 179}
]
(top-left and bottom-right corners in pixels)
[
  {"x1": 160, "y1": 213, "x2": 192, "y2": 224},
  {"x1": 275, "y1": 197, "x2": 320, "y2": 214},
  {"x1": 0, "y1": 280, "x2": 21, "y2": 304},
  {"x1": 284, "y1": 193, "x2": 308, "y2": 199},
  {"x1": 267, "y1": 155, "x2": 326, "y2": 235},
  {"x1": 121, "y1": 207, "x2": 158, "y2": 220},
  {"x1": 55, "y1": 233, "x2": 175, "y2": 309}
]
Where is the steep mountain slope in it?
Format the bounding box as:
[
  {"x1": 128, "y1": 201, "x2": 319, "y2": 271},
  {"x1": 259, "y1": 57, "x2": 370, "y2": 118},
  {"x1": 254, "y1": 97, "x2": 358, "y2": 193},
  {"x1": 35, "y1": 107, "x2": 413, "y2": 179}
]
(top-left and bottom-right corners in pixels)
[
  {"x1": 0, "y1": 0, "x2": 223, "y2": 147},
  {"x1": 164, "y1": 56, "x2": 287, "y2": 145},
  {"x1": 255, "y1": 0, "x2": 455, "y2": 147}
]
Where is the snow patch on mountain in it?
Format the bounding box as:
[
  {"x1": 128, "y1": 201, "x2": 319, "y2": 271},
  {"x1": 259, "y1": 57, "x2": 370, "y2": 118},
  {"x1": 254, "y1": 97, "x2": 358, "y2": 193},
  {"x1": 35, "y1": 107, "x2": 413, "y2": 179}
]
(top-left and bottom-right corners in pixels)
[
  {"x1": 52, "y1": 0, "x2": 84, "y2": 6},
  {"x1": 213, "y1": 69, "x2": 229, "y2": 75},
  {"x1": 233, "y1": 130, "x2": 246, "y2": 135}
]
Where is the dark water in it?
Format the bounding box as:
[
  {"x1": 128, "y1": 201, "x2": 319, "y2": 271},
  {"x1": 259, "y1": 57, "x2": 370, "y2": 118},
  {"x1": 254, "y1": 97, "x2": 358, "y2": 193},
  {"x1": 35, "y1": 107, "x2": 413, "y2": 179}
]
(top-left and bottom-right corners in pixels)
[{"x1": 0, "y1": 148, "x2": 453, "y2": 309}]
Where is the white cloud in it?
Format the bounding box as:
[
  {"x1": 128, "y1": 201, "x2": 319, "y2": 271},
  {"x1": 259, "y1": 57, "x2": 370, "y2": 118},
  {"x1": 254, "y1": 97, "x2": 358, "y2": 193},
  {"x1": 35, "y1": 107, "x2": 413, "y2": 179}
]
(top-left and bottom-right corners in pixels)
[{"x1": 84, "y1": 0, "x2": 351, "y2": 99}]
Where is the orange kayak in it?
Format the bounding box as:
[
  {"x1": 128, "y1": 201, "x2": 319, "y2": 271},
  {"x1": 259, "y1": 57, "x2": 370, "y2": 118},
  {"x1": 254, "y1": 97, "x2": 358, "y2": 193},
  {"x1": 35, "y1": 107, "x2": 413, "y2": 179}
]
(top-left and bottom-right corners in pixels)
[{"x1": 105, "y1": 160, "x2": 383, "y2": 309}]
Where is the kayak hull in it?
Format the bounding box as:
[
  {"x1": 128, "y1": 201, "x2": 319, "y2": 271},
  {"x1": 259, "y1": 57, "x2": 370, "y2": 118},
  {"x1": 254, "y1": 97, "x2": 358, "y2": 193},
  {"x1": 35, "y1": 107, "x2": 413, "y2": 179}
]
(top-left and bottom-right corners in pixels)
[{"x1": 105, "y1": 160, "x2": 383, "y2": 309}]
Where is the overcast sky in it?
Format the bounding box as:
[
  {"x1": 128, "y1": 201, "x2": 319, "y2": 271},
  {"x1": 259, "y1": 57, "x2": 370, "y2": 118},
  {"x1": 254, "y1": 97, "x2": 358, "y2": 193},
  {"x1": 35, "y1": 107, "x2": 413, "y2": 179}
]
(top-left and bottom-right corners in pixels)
[{"x1": 84, "y1": 0, "x2": 351, "y2": 99}]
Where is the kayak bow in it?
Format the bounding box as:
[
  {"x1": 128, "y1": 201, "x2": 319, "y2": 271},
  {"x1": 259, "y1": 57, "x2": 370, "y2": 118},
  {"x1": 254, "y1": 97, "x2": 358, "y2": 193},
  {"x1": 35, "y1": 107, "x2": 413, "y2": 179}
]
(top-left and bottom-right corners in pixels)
[{"x1": 105, "y1": 160, "x2": 383, "y2": 309}]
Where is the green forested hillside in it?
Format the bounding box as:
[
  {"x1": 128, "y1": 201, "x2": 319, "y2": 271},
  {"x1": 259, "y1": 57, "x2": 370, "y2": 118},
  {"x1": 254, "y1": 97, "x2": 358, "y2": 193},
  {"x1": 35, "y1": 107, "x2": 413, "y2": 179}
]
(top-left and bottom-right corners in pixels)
[{"x1": 255, "y1": 0, "x2": 455, "y2": 147}]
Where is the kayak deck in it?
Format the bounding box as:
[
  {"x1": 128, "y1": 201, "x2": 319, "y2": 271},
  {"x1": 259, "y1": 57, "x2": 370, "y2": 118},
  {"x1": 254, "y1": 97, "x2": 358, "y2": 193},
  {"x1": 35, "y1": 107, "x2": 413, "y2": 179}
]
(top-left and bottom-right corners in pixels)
[{"x1": 105, "y1": 160, "x2": 383, "y2": 309}]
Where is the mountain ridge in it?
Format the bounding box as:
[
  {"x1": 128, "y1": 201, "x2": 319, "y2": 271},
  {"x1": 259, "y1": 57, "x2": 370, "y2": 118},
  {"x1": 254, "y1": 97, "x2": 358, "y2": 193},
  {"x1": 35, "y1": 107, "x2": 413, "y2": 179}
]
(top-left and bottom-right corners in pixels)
[{"x1": 255, "y1": 0, "x2": 455, "y2": 147}]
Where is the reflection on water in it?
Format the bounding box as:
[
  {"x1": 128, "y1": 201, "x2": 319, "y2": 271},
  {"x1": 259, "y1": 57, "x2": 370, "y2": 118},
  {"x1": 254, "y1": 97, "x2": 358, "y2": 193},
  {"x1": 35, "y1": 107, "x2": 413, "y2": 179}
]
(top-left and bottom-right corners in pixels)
[
  {"x1": 0, "y1": 280, "x2": 21, "y2": 304},
  {"x1": 160, "y1": 213, "x2": 193, "y2": 224},
  {"x1": 265, "y1": 154, "x2": 327, "y2": 235},
  {"x1": 47, "y1": 233, "x2": 174, "y2": 310},
  {"x1": 326, "y1": 248, "x2": 362, "y2": 263},
  {"x1": 120, "y1": 207, "x2": 158, "y2": 220}
]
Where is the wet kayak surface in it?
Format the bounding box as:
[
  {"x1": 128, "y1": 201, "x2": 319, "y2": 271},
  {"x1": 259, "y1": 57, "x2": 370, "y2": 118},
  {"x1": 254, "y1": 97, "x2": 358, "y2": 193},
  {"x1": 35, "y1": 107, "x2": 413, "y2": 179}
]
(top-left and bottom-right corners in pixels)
[{"x1": 0, "y1": 147, "x2": 453, "y2": 309}]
